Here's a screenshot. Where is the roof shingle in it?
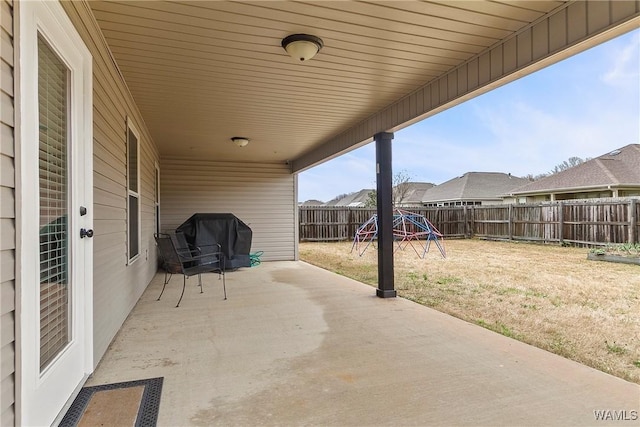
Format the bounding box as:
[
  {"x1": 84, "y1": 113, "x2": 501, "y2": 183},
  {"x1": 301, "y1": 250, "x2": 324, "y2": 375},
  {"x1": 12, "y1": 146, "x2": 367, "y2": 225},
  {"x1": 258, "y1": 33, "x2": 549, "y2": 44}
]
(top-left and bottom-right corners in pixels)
[
  {"x1": 422, "y1": 172, "x2": 530, "y2": 202},
  {"x1": 510, "y1": 144, "x2": 640, "y2": 195}
]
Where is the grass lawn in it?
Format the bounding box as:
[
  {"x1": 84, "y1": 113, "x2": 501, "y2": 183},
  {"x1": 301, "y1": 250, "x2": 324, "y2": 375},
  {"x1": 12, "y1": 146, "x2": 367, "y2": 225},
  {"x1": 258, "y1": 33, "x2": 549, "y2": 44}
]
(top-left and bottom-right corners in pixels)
[{"x1": 299, "y1": 239, "x2": 640, "y2": 384}]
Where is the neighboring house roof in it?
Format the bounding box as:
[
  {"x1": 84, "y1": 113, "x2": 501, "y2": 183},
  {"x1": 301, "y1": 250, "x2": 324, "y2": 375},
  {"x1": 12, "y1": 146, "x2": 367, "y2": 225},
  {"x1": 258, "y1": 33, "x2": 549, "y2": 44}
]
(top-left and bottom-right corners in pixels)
[
  {"x1": 325, "y1": 183, "x2": 436, "y2": 207},
  {"x1": 422, "y1": 172, "x2": 530, "y2": 203},
  {"x1": 325, "y1": 189, "x2": 373, "y2": 207},
  {"x1": 509, "y1": 144, "x2": 640, "y2": 195},
  {"x1": 300, "y1": 199, "x2": 325, "y2": 206},
  {"x1": 397, "y1": 182, "x2": 435, "y2": 205}
]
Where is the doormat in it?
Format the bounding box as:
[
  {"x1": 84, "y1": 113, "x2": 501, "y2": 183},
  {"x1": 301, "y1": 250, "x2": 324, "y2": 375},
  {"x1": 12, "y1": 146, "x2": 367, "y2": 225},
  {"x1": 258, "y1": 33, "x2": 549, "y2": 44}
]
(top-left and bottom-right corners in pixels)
[{"x1": 59, "y1": 377, "x2": 163, "y2": 427}]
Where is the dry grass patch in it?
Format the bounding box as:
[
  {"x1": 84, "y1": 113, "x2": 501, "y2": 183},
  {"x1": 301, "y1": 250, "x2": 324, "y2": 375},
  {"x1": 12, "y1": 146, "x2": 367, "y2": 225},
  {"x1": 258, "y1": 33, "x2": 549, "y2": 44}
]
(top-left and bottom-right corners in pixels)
[{"x1": 300, "y1": 239, "x2": 640, "y2": 383}]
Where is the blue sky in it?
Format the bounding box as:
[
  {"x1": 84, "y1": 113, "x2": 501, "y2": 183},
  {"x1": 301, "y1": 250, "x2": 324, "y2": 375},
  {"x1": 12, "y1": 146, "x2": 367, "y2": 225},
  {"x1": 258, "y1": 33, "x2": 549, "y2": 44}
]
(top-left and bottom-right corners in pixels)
[{"x1": 298, "y1": 29, "x2": 640, "y2": 203}]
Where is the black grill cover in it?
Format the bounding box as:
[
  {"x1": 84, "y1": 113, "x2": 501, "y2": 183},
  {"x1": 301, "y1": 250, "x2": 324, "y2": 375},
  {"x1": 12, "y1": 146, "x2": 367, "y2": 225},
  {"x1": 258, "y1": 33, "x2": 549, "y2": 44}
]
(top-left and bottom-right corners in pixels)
[{"x1": 176, "y1": 213, "x2": 252, "y2": 269}]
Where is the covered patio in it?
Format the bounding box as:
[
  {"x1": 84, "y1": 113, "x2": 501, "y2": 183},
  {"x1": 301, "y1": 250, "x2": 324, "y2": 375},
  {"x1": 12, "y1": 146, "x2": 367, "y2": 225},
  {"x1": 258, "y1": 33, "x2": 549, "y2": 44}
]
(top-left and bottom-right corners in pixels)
[
  {"x1": 4, "y1": 2, "x2": 639, "y2": 425},
  {"x1": 86, "y1": 262, "x2": 639, "y2": 426}
]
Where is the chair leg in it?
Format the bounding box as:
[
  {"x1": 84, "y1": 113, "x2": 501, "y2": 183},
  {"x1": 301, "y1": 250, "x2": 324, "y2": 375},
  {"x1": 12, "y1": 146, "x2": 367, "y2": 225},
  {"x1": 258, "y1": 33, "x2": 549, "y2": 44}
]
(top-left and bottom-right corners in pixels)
[
  {"x1": 218, "y1": 257, "x2": 227, "y2": 300},
  {"x1": 199, "y1": 274, "x2": 204, "y2": 294},
  {"x1": 157, "y1": 271, "x2": 172, "y2": 301},
  {"x1": 222, "y1": 270, "x2": 227, "y2": 300},
  {"x1": 176, "y1": 276, "x2": 186, "y2": 308}
]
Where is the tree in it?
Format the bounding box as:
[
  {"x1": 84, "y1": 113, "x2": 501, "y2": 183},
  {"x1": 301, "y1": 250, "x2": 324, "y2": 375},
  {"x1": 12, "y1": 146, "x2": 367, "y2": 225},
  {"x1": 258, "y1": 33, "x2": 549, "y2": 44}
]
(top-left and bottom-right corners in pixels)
[
  {"x1": 524, "y1": 173, "x2": 548, "y2": 182},
  {"x1": 392, "y1": 170, "x2": 412, "y2": 206},
  {"x1": 365, "y1": 170, "x2": 412, "y2": 207},
  {"x1": 365, "y1": 190, "x2": 377, "y2": 208},
  {"x1": 549, "y1": 156, "x2": 588, "y2": 174},
  {"x1": 527, "y1": 156, "x2": 590, "y2": 181}
]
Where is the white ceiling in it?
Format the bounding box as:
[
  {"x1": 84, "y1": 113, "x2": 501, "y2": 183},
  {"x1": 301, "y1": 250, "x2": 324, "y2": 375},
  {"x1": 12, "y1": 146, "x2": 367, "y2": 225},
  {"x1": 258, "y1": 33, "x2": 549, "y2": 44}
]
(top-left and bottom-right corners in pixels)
[{"x1": 89, "y1": 1, "x2": 585, "y2": 165}]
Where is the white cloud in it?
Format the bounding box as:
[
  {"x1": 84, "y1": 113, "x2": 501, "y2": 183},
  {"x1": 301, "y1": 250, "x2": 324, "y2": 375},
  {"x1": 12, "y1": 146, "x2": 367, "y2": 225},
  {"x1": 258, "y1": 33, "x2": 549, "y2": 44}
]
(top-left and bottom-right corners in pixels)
[{"x1": 602, "y1": 30, "x2": 640, "y2": 88}]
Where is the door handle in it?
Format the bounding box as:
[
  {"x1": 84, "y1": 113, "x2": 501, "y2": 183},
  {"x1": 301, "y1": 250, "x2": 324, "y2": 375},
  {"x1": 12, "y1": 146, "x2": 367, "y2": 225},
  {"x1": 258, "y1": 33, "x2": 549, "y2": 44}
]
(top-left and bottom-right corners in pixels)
[{"x1": 80, "y1": 228, "x2": 94, "y2": 239}]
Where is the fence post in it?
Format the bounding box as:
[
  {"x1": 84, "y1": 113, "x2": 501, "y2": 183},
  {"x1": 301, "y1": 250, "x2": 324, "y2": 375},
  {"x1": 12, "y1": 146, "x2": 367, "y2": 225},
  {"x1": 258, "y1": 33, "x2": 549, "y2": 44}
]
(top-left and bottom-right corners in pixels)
[
  {"x1": 630, "y1": 199, "x2": 637, "y2": 244},
  {"x1": 470, "y1": 206, "x2": 475, "y2": 237},
  {"x1": 463, "y1": 205, "x2": 468, "y2": 238},
  {"x1": 558, "y1": 201, "x2": 564, "y2": 245},
  {"x1": 508, "y1": 204, "x2": 513, "y2": 241}
]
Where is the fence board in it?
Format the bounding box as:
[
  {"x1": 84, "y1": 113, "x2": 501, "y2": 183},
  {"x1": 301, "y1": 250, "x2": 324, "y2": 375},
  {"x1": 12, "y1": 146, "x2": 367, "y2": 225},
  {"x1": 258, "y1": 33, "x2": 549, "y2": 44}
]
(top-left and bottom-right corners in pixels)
[{"x1": 299, "y1": 199, "x2": 640, "y2": 246}]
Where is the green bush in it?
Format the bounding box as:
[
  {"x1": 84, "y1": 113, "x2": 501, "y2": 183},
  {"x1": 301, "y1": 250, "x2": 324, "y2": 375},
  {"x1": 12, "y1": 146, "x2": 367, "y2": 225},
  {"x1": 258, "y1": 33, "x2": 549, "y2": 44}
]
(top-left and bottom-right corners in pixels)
[{"x1": 590, "y1": 243, "x2": 640, "y2": 258}]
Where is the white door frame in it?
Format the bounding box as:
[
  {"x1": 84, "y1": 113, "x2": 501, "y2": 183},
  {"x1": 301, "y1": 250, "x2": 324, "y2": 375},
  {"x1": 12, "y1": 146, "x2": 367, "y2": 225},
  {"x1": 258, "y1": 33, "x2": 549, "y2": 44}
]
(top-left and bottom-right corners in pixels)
[{"x1": 16, "y1": 1, "x2": 93, "y2": 425}]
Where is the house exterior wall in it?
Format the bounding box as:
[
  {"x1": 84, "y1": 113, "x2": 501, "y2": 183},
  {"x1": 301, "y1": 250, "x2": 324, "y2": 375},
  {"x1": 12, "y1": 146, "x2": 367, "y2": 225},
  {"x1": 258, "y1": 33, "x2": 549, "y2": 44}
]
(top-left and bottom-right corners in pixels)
[
  {"x1": 620, "y1": 190, "x2": 640, "y2": 197},
  {"x1": 424, "y1": 201, "x2": 484, "y2": 207},
  {"x1": 60, "y1": 2, "x2": 160, "y2": 365},
  {"x1": 161, "y1": 159, "x2": 296, "y2": 262},
  {"x1": 555, "y1": 190, "x2": 613, "y2": 201},
  {"x1": 521, "y1": 195, "x2": 551, "y2": 204},
  {"x1": 518, "y1": 190, "x2": 624, "y2": 203},
  {"x1": 0, "y1": 0, "x2": 15, "y2": 424}
]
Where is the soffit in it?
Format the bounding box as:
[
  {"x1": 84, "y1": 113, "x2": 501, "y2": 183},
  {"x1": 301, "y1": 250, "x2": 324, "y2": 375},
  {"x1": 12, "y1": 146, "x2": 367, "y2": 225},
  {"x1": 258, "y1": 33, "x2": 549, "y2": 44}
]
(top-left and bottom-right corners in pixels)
[{"x1": 88, "y1": 1, "x2": 565, "y2": 163}]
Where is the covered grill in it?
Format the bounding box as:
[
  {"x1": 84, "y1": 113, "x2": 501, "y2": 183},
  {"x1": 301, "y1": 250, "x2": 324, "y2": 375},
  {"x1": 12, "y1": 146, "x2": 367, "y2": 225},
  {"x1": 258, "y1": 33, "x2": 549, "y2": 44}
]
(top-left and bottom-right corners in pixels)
[{"x1": 176, "y1": 213, "x2": 252, "y2": 269}]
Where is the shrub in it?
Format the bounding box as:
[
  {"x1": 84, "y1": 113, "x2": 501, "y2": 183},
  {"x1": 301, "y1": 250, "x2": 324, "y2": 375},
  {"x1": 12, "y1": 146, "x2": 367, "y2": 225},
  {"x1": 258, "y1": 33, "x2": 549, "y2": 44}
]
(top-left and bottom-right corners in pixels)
[{"x1": 590, "y1": 243, "x2": 640, "y2": 258}]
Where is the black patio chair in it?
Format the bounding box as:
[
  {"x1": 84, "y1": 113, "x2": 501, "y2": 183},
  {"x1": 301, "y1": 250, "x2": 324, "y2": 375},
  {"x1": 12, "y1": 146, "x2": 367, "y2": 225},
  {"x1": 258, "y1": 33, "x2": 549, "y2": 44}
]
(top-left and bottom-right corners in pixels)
[
  {"x1": 172, "y1": 231, "x2": 200, "y2": 257},
  {"x1": 172, "y1": 231, "x2": 222, "y2": 268},
  {"x1": 154, "y1": 233, "x2": 226, "y2": 307}
]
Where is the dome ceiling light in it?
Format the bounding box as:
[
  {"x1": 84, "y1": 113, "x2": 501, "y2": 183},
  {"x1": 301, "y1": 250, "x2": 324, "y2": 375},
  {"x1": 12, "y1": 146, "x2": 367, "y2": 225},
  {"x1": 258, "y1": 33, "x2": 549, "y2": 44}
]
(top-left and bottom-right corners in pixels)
[
  {"x1": 281, "y1": 34, "x2": 323, "y2": 62},
  {"x1": 231, "y1": 137, "x2": 250, "y2": 147}
]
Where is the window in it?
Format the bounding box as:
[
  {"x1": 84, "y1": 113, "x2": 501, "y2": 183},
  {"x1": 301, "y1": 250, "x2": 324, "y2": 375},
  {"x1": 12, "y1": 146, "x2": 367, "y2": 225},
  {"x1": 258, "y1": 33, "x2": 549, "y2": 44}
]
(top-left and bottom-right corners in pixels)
[
  {"x1": 127, "y1": 120, "x2": 140, "y2": 262},
  {"x1": 38, "y1": 34, "x2": 71, "y2": 370}
]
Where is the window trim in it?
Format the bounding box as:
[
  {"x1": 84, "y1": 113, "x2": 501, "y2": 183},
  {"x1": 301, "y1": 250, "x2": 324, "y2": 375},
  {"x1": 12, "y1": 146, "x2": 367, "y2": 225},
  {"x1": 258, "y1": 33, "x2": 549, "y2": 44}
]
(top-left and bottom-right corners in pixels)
[
  {"x1": 126, "y1": 118, "x2": 141, "y2": 264},
  {"x1": 154, "y1": 161, "x2": 161, "y2": 236}
]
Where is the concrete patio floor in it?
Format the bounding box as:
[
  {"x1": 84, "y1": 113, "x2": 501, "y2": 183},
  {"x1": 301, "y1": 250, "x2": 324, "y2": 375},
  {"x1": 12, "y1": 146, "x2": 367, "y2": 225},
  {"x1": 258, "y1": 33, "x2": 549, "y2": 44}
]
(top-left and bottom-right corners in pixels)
[{"x1": 86, "y1": 261, "x2": 640, "y2": 426}]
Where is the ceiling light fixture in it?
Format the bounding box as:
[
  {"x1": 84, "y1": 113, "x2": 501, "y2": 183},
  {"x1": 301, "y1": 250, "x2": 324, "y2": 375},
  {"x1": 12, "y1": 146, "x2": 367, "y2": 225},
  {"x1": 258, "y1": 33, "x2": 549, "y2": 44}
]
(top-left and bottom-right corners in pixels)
[
  {"x1": 281, "y1": 34, "x2": 323, "y2": 62},
  {"x1": 231, "y1": 137, "x2": 250, "y2": 147}
]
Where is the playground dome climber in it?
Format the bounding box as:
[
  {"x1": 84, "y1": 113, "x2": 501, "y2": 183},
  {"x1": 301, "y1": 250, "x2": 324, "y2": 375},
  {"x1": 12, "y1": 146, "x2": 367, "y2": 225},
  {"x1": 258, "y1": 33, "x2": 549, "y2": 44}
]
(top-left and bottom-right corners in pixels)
[{"x1": 351, "y1": 209, "x2": 446, "y2": 259}]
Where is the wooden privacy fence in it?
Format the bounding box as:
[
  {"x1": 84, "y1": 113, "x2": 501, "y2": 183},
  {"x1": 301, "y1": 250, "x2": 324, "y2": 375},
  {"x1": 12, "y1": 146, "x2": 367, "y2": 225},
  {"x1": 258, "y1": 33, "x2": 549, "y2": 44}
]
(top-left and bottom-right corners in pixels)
[{"x1": 299, "y1": 199, "x2": 640, "y2": 246}]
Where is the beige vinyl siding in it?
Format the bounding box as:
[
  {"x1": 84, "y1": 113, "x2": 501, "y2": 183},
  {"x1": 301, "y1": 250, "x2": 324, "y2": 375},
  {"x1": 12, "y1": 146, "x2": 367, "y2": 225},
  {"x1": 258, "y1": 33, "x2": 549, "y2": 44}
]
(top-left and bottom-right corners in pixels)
[
  {"x1": 0, "y1": 0, "x2": 14, "y2": 424},
  {"x1": 161, "y1": 159, "x2": 295, "y2": 262},
  {"x1": 60, "y1": 2, "x2": 160, "y2": 366}
]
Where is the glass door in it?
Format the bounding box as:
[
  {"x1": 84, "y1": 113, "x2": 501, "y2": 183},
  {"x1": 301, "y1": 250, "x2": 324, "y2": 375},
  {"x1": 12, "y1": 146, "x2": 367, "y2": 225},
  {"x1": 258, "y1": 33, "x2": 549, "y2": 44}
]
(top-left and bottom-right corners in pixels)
[
  {"x1": 38, "y1": 35, "x2": 72, "y2": 372},
  {"x1": 19, "y1": 2, "x2": 94, "y2": 425}
]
